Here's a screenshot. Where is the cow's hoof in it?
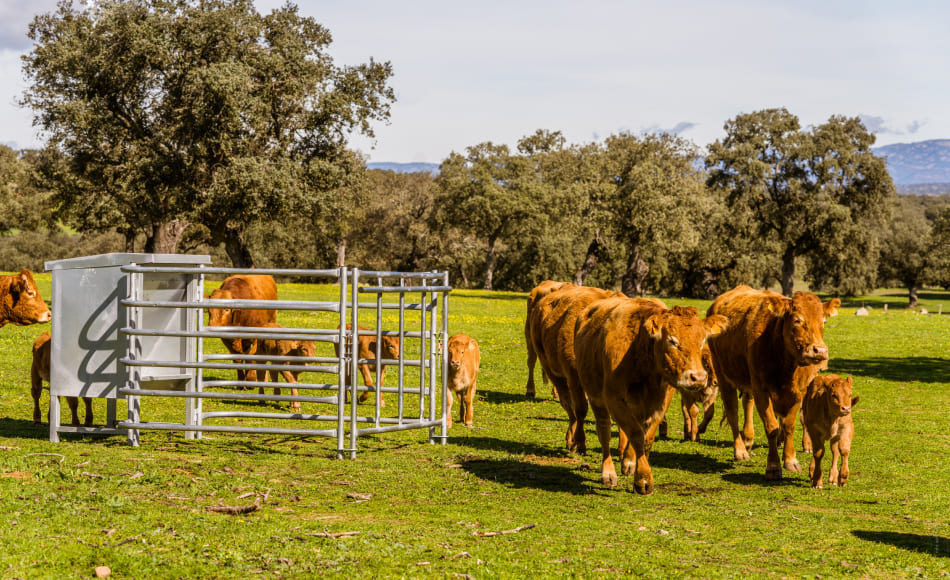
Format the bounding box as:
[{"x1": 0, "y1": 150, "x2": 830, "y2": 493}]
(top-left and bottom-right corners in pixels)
[
  {"x1": 602, "y1": 473, "x2": 618, "y2": 487},
  {"x1": 784, "y1": 459, "x2": 802, "y2": 472},
  {"x1": 635, "y1": 478, "x2": 654, "y2": 495},
  {"x1": 525, "y1": 388, "x2": 536, "y2": 398},
  {"x1": 735, "y1": 450, "x2": 751, "y2": 461},
  {"x1": 621, "y1": 461, "x2": 635, "y2": 476},
  {"x1": 765, "y1": 464, "x2": 783, "y2": 480}
]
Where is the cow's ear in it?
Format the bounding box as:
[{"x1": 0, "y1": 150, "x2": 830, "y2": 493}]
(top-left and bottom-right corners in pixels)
[
  {"x1": 824, "y1": 298, "x2": 841, "y2": 319},
  {"x1": 846, "y1": 376, "x2": 853, "y2": 387},
  {"x1": 468, "y1": 339, "x2": 477, "y2": 351},
  {"x1": 644, "y1": 314, "x2": 664, "y2": 340},
  {"x1": 851, "y1": 395, "x2": 860, "y2": 408},
  {"x1": 703, "y1": 314, "x2": 729, "y2": 336}
]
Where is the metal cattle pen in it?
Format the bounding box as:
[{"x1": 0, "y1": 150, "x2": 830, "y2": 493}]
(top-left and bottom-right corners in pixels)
[{"x1": 116, "y1": 266, "x2": 452, "y2": 458}]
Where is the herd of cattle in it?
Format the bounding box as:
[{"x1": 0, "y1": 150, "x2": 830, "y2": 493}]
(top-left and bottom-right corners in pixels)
[
  {"x1": 5, "y1": 268, "x2": 857, "y2": 493},
  {"x1": 524, "y1": 280, "x2": 857, "y2": 493}
]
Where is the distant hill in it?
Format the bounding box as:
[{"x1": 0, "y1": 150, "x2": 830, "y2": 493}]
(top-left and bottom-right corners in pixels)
[
  {"x1": 367, "y1": 162, "x2": 439, "y2": 175},
  {"x1": 873, "y1": 139, "x2": 950, "y2": 186}
]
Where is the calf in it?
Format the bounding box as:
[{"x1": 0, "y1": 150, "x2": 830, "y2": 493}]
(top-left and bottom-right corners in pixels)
[
  {"x1": 801, "y1": 374, "x2": 858, "y2": 488},
  {"x1": 31, "y1": 332, "x2": 92, "y2": 427},
  {"x1": 257, "y1": 323, "x2": 316, "y2": 412},
  {"x1": 334, "y1": 324, "x2": 400, "y2": 406},
  {"x1": 445, "y1": 333, "x2": 480, "y2": 428},
  {"x1": 1, "y1": 269, "x2": 51, "y2": 327},
  {"x1": 678, "y1": 348, "x2": 719, "y2": 442}
]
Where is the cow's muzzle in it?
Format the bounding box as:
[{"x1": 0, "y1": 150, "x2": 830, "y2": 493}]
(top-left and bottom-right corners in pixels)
[
  {"x1": 677, "y1": 369, "x2": 708, "y2": 390},
  {"x1": 801, "y1": 344, "x2": 829, "y2": 365}
]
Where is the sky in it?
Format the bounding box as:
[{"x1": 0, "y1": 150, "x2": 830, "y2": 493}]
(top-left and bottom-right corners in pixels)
[{"x1": 2, "y1": 0, "x2": 949, "y2": 163}]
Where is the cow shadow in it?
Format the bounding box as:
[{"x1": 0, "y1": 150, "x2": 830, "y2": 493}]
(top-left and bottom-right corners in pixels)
[
  {"x1": 649, "y1": 450, "x2": 733, "y2": 474},
  {"x1": 0, "y1": 417, "x2": 119, "y2": 442},
  {"x1": 852, "y1": 530, "x2": 950, "y2": 558},
  {"x1": 719, "y1": 470, "x2": 810, "y2": 489},
  {"x1": 829, "y1": 357, "x2": 950, "y2": 384},
  {"x1": 479, "y1": 390, "x2": 547, "y2": 405},
  {"x1": 449, "y1": 435, "x2": 573, "y2": 459},
  {"x1": 458, "y1": 457, "x2": 604, "y2": 496}
]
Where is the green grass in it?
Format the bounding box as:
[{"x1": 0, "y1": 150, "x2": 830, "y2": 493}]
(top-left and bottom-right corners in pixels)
[{"x1": 0, "y1": 274, "x2": 948, "y2": 579}]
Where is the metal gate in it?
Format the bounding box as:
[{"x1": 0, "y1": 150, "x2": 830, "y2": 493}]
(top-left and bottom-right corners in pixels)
[{"x1": 116, "y1": 266, "x2": 451, "y2": 458}]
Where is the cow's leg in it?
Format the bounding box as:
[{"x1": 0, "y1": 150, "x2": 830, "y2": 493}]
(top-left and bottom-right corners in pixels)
[
  {"x1": 357, "y1": 363, "x2": 374, "y2": 403},
  {"x1": 31, "y1": 368, "x2": 43, "y2": 425},
  {"x1": 741, "y1": 392, "x2": 755, "y2": 450},
  {"x1": 461, "y1": 384, "x2": 476, "y2": 427},
  {"x1": 683, "y1": 397, "x2": 699, "y2": 442},
  {"x1": 830, "y1": 422, "x2": 852, "y2": 486},
  {"x1": 566, "y1": 372, "x2": 588, "y2": 454},
  {"x1": 82, "y1": 397, "x2": 94, "y2": 427},
  {"x1": 552, "y1": 375, "x2": 582, "y2": 452},
  {"x1": 809, "y1": 434, "x2": 825, "y2": 488},
  {"x1": 66, "y1": 396, "x2": 81, "y2": 427},
  {"x1": 589, "y1": 400, "x2": 617, "y2": 487},
  {"x1": 719, "y1": 382, "x2": 750, "y2": 461},
  {"x1": 446, "y1": 390, "x2": 455, "y2": 428},
  {"x1": 613, "y1": 411, "x2": 651, "y2": 495},
  {"x1": 752, "y1": 393, "x2": 783, "y2": 480},
  {"x1": 696, "y1": 390, "x2": 716, "y2": 436},
  {"x1": 800, "y1": 409, "x2": 813, "y2": 453},
  {"x1": 280, "y1": 367, "x2": 301, "y2": 412},
  {"x1": 780, "y1": 403, "x2": 803, "y2": 472},
  {"x1": 525, "y1": 339, "x2": 537, "y2": 398}
]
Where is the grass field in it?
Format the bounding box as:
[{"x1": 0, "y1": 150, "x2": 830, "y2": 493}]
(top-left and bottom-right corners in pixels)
[{"x1": 0, "y1": 273, "x2": 948, "y2": 579}]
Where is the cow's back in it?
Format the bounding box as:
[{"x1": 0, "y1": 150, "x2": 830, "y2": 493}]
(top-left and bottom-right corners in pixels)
[
  {"x1": 706, "y1": 285, "x2": 784, "y2": 387},
  {"x1": 214, "y1": 274, "x2": 278, "y2": 326},
  {"x1": 531, "y1": 286, "x2": 616, "y2": 380}
]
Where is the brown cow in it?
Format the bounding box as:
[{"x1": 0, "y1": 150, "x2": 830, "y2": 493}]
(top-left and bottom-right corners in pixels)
[
  {"x1": 1, "y1": 269, "x2": 51, "y2": 327},
  {"x1": 207, "y1": 274, "x2": 278, "y2": 383},
  {"x1": 574, "y1": 298, "x2": 728, "y2": 494},
  {"x1": 706, "y1": 285, "x2": 840, "y2": 480},
  {"x1": 257, "y1": 322, "x2": 316, "y2": 412},
  {"x1": 528, "y1": 285, "x2": 622, "y2": 454},
  {"x1": 445, "y1": 333, "x2": 480, "y2": 428},
  {"x1": 801, "y1": 374, "x2": 858, "y2": 488},
  {"x1": 524, "y1": 280, "x2": 571, "y2": 398},
  {"x1": 334, "y1": 324, "x2": 400, "y2": 406},
  {"x1": 677, "y1": 347, "x2": 719, "y2": 442},
  {"x1": 31, "y1": 332, "x2": 92, "y2": 427}
]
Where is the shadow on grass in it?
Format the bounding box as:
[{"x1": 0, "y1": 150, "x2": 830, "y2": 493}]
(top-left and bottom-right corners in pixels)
[
  {"x1": 0, "y1": 417, "x2": 119, "y2": 442},
  {"x1": 719, "y1": 470, "x2": 810, "y2": 489},
  {"x1": 479, "y1": 389, "x2": 552, "y2": 405},
  {"x1": 829, "y1": 357, "x2": 950, "y2": 384},
  {"x1": 852, "y1": 530, "x2": 949, "y2": 558},
  {"x1": 649, "y1": 450, "x2": 733, "y2": 474},
  {"x1": 449, "y1": 435, "x2": 572, "y2": 458},
  {"x1": 458, "y1": 457, "x2": 604, "y2": 496}
]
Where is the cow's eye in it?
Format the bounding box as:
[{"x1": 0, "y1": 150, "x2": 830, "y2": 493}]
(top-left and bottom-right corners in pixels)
[{"x1": 668, "y1": 337, "x2": 679, "y2": 348}]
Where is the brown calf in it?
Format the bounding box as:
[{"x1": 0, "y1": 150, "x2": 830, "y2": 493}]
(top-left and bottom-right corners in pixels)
[
  {"x1": 334, "y1": 324, "x2": 400, "y2": 406},
  {"x1": 678, "y1": 348, "x2": 719, "y2": 442},
  {"x1": 2, "y1": 269, "x2": 51, "y2": 327},
  {"x1": 802, "y1": 374, "x2": 858, "y2": 488},
  {"x1": 31, "y1": 332, "x2": 92, "y2": 427},
  {"x1": 445, "y1": 333, "x2": 480, "y2": 428},
  {"x1": 256, "y1": 323, "x2": 316, "y2": 412}
]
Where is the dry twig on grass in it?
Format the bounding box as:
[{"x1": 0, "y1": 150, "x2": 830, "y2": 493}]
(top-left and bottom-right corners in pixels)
[
  {"x1": 301, "y1": 531, "x2": 360, "y2": 539},
  {"x1": 472, "y1": 523, "x2": 537, "y2": 537},
  {"x1": 206, "y1": 497, "x2": 261, "y2": 515},
  {"x1": 25, "y1": 453, "x2": 65, "y2": 463}
]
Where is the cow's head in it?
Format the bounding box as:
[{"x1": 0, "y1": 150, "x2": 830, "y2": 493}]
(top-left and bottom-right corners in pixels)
[
  {"x1": 4, "y1": 269, "x2": 51, "y2": 326},
  {"x1": 821, "y1": 375, "x2": 857, "y2": 417},
  {"x1": 447, "y1": 335, "x2": 477, "y2": 371},
  {"x1": 207, "y1": 288, "x2": 234, "y2": 327},
  {"x1": 779, "y1": 293, "x2": 840, "y2": 366},
  {"x1": 645, "y1": 306, "x2": 728, "y2": 392},
  {"x1": 369, "y1": 335, "x2": 400, "y2": 360}
]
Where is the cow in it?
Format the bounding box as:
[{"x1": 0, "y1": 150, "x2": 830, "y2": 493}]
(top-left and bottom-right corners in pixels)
[
  {"x1": 801, "y1": 374, "x2": 858, "y2": 488},
  {"x1": 677, "y1": 347, "x2": 719, "y2": 442},
  {"x1": 573, "y1": 298, "x2": 728, "y2": 494},
  {"x1": 256, "y1": 322, "x2": 316, "y2": 412},
  {"x1": 445, "y1": 333, "x2": 480, "y2": 428},
  {"x1": 706, "y1": 285, "x2": 840, "y2": 480},
  {"x1": 524, "y1": 280, "x2": 571, "y2": 398},
  {"x1": 206, "y1": 274, "x2": 278, "y2": 383},
  {"x1": 1, "y1": 269, "x2": 51, "y2": 327},
  {"x1": 528, "y1": 285, "x2": 622, "y2": 454},
  {"x1": 334, "y1": 324, "x2": 400, "y2": 406},
  {"x1": 31, "y1": 332, "x2": 92, "y2": 427}
]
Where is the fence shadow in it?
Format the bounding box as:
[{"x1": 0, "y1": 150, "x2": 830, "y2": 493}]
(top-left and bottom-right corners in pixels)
[
  {"x1": 449, "y1": 435, "x2": 572, "y2": 459},
  {"x1": 852, "y1": 530, "x2": 949, "y2": 558},
  {"x1": 829, "y1": 357, "x2": 950, "y2": 384}
]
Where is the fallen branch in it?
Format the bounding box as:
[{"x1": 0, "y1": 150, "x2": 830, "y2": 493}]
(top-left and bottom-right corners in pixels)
[
  {"x1": 25, "y1": 453, "x2": 65, "y2": 464},
  {"x1": 0, "y1": 446, "x2": 20, "y2": 451},
  {"x1": 206, "y1": 497, "x2": 261, "y2": 515},
  {"x1": 299, "y1": 531, "x2": 360, "y2": 539},
  {"x1": 77, "y1": 534, "x2": 141, "y2": 549},
  {"x1": 473, "y1": 523, "x2": 537, "y2": 537}
]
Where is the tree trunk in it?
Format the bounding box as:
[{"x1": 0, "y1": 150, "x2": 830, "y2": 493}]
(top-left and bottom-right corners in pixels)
[
  {"x1": 119, "y1": 227, "x2": 136, "y2": 252},
  {"x1": 780, "y1": 248, "x2": 796, "y2": 297},
  {"x1": 621, "y1": 244, "x2": 649, "y2": 297},
  {"x1": 908, "y1": 285, "x2": 919, "y2": 309},
  {"x1": 146, "y1": 220, "x2": 189, "y2": 254},
  {"x1": 224, "y1": 225, "x2": 254, "y2": 268},
  {"x1": 336, "y1": 237, "x2": 347, "y2": 268},
  {"x1": 702, "y1": 266, "x2": 720, "y2": 300},
  {"x1": 573, "y1": 230, "x2": 604, "y2": 286},
  {"x1": 483, "y1": 236, "x2": 497, "y2": 291}
]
